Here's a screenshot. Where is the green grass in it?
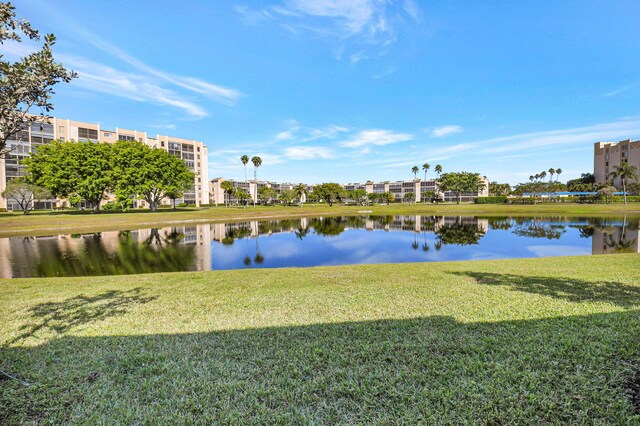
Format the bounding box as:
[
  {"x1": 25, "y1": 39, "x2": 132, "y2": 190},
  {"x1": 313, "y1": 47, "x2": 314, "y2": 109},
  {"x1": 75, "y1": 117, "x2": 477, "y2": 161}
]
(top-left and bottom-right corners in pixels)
[
  {"x1": 1, "y1": 202, "x2": 639, "y2": 238},
  {"x1": 2, "y1": 255, "x2": 640, "y2": 424}
]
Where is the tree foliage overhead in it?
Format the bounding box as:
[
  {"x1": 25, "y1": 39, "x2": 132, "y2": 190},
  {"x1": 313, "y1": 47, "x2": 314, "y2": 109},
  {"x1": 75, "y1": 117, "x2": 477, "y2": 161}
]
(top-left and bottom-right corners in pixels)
[{"x1": 0, "y1": 1, "x2": 76, "y2": 155}]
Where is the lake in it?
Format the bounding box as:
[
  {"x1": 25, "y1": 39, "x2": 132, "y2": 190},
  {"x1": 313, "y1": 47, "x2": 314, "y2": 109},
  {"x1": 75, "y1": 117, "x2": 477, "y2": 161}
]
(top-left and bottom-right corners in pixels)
[{"x1": 0, "y1": 215, "x2": 637, "y2": 278}]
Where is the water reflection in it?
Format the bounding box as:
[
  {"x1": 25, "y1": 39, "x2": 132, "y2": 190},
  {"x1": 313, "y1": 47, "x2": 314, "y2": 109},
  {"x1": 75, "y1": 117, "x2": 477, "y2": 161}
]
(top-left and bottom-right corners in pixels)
[{"x1": 0, "y1": 215, "x2": 637, "y2": 278}]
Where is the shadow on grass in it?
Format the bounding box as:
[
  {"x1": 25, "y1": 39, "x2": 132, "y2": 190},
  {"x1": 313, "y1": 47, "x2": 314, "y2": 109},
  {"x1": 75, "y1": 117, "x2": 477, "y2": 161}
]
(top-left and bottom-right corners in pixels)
[
  {"x1": 7, "y1": 288, "x2": 157, "y2": 345},
  {"x1": 2, "y1": 310, "x2": 640, "y2": 424},
  {"x1": 452, "y1": 271, "x2": 640, "y2": 308}
]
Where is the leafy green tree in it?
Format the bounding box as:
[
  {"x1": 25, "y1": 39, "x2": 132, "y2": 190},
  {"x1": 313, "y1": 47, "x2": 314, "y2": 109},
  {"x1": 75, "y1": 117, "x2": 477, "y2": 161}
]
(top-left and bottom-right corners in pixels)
[
  {"x1": 293, "y1": 183, "x2": 307, "y2": 205},
  {"x1": 1, "y1": 178, "x2": 50, "y2": 214},
  {"x1": 314, "y1": 183, "x2": 344, "y2": 206},
  {"x1": 351, "y1": 189, "x2": 367, "y2": 205},
  {"x1": 567, "y1": 173, "x2": 595, "y2": 192},
  {"x1": 112, "y1": 141, "x2": 194, "y2": 212},
  {"x1": 27, "y1": 140, "x2": 114, "y2": 212},
  {"x1": 597, "y1": 185, "x2": 616, "y2": 204},
  {"x1": 608, "y1": 162, "x2": 639, "y2": 204},
  {"x1": 235, "y1": 188, "x2": 251, "y2": 207},
  {"x1": 422, "y1": 163, "x2": 430, "y2": 181},
  {"x1": 411, "y1": 166, "x2": 419, "y2": 179},
  {"x1": 240, "y1": 155, "x2": 249, "y2": 181},
  {"x1": 220, "y1": 180, "x2": 234, "y2": 207},
  {"x1": 306, "y1": 190, "x2": 319, "y2": 204},
  {"x1": 0, "y1": 2, "x2": 76, "y2": 155},
  {"x1": 489, "y1": 181, "x2": 512, "y2": 196},
  {"x1": 258, "y1": 186, "x2": 277, "y2": 205},
  {"x1": 437, "y1": 172, "x2": 485, "y2": 204},
  {"x1": 278, "y1": 190, "x2": 295, "y2": 206},
  {"x1": 403, "y1": 191, "x2": 415, "y2": 204}
]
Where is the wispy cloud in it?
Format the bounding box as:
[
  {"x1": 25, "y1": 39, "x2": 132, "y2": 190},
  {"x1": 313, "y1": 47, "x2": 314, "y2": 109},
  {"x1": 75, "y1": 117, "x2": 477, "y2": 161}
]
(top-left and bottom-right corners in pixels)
[
  {"x1": 8, "y1": 2, "x2": 242, "y2": 118},
  {"x1": 276, "y1": 120, "x2": 349, "y2": 142},
  {"x1": 603, "y1": 85, "x2": 634, "y2": 97},
  {"x1": 340, "y1": 129, "x2": 413, "y2": 148},
  {"x1": 238, "y1": 0, "x2": 421, "y2": 60},
  {"x1": 430, "y1": 125, "x2": 463, "y2": 138},
  {"x1": 285, "y1": 146, "x2": 334, "y2": 160}
]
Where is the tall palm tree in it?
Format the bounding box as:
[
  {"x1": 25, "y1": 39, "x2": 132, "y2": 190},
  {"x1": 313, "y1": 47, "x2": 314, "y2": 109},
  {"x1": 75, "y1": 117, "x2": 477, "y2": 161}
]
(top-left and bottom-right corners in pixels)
[
  {"x1": 529, "y1": 175, "x2": 534, "y2": 182},
  {"x1": 411, "y1": 166, "x2": 419, "y2": 179},
  {"x1": 240, "y1": 155, "x2": 249, "y2": 182},
  {"x1": 608, "y1": 162, "x2": 639, "y2": 204},
  {"x1": 251, "y1": 156, "x2": 262, "y2": 181},
  {"x1": 540, "y1": 171, "x2": 547, "y2": 182},
  {"x1": 251, "y1": 156, "x2": 262, "y2": 207},
  {"x1": 435, "y1": 164, "x2": 443, "y2": 178},
  {"x1": 422, "y1": 163, "x2": 430, "y2": 181},
  {"x1": 555, "y1": 168, "x2": 562, "y2": 182},
  {"x1": 548, "y1": 168, "x2": 555, "y2": 182}
]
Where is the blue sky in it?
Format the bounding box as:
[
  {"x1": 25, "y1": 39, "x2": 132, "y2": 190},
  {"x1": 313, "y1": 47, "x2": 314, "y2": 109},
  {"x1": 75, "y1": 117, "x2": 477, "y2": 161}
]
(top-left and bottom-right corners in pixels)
[{"x1": 8, "y1": 0, "x2": 640, "y2": 184}]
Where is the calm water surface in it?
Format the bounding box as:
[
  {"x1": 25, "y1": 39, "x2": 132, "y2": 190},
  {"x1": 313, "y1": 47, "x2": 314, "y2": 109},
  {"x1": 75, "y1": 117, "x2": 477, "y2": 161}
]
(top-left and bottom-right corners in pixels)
[{"x1": 0, "y1": 215, "x2": 638, "y2": 278}]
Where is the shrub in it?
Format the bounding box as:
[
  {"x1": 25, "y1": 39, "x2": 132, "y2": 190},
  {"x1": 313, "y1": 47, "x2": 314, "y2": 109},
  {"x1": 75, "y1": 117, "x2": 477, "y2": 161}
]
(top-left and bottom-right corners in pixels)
[
  {"x1": 475, "y1": 196, "x2": 507, "y2": 204},
  {"x1": 187, "y1": 203, "x2": 196, "y2": 207},
  {"x1": 0, "y1": 208, "x2": 6, "y2": 212},
  {"x1": 102, "y1": 201, "x2": 118, "y2": 211},
  {"x1": 178, "y1": 202, "x2": 187, "y2": 208}
]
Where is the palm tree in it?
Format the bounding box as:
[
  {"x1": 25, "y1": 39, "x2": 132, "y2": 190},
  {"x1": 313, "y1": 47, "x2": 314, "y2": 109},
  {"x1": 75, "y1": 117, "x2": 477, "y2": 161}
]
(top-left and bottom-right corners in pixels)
[
  {"x1": 548, "y1": 168, "x2": 555, "y2": 182},
  {"x1": 411, "y1": 166, "x2": 419, "y2": 179},
  {"x1": 251, "y1": 156, "x2": 262, "y2": 181},
  {"x1": 435, "y1": 164, "x2": 443, "y2": 178},
  {"x1": 555, "y1": 168, "x2": 562, "y2": 182},
  {"x1": 608, "y1": 162, "x2": 639, "y2": 204},
  {"x1": 540, "y1": 171, "x2": 547, "y2": 182},
  {"x1": 240, "y1": 155, "x2": 249, "y2": 182},
  {"x1": 422, "y1": 163, "x2": 430, "y2": 181},
  {"x1": 293, "y1": 183, "x2": 307, "y2": 205},
  {"x1": 529, "y1": 175, "x2": 534, "y2": 182}
]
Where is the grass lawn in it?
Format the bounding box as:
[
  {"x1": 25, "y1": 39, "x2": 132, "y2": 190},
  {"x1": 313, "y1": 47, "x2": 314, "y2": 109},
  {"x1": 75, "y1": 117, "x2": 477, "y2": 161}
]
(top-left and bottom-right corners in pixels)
[
  {"x1": 2, "y1": 255, "x2": 640, "y2": 424},
  {"x1": 1, "y1": 202, "x2": 640, "y2": 238}
]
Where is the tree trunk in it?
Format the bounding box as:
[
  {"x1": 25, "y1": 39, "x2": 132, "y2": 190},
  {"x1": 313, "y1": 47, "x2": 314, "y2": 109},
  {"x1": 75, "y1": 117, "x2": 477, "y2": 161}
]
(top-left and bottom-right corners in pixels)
[
  {"x1": 623, "y1": 179, "x2": 627, "y2": 204},
  {"x1": 172, "y1": 198, "x2": 176, "y2": 210},
  {"x1": 150, "y1": 202, "x2": 158, "y2": 212}
]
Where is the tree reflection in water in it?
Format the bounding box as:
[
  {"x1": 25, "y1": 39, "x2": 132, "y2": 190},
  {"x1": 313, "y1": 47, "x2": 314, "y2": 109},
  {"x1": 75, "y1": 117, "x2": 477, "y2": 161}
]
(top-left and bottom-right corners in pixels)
[
  {"x1": 435, "y1": 219, "x2": 487, "y2": 246},
  {"x1": 30, "y1": 228, "x2": 196, "y2": 277},
  {"x1": 513, "y1": 222, "x2": 566, "y2": 240}
]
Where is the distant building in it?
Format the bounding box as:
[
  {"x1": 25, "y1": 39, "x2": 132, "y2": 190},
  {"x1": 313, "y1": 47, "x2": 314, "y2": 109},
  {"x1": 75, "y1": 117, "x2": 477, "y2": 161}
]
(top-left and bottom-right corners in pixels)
[
  {"x1": 594, "y1": 139, "x2": 640, "y2": 187},
  {"x1": 210, "y1": 177, "x2": 488, "y2": 205},
  {"x1": 0, "y1": 116, "x2": 209, "y2": 210}
]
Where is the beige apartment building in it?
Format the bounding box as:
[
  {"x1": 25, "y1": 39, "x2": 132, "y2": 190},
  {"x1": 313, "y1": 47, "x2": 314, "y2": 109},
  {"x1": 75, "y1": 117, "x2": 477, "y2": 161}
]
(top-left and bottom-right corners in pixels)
[
  {"x1": 210, "y1": 177, "x2": 488, "y2": 205},
  {"x1": 594, "y1": 139, "x2": 640, "y2": 186},
  {"x1": 0, "y1": 116, "x2": 210, "y2": 210}
]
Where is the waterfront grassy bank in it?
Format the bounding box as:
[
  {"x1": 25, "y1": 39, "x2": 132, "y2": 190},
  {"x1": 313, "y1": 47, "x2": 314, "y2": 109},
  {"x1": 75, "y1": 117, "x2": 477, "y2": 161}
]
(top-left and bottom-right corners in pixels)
[
  {"x1": 2, "y1": 255, "x2": 640, "y2": 424},
  {"x1": 1, "y1": 202, "x2": 639, "y2": 237}
]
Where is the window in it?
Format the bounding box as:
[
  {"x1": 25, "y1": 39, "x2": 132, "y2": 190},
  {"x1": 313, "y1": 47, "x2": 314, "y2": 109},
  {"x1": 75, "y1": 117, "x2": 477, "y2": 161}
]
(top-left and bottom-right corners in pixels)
[
  {"x1": 31, "y1": 123, "x2": 53, "y2": 134},
  {"x1": 78, "y1": 127, "x2": 98, "y2": 140},
  {"x1": 138, "y1": 138, "x2": 143, "y2": 142},
  {"x1": 117, "y1": 134, "x2": 136, "y2": 142},
  {"x1": 197, "y1": 147, "x2": 200, "y2": 152},
  {"x1": 59, "y1": 126, "x2": 65, "y2": 133},
  {"x1": 161, "y1": 141, "x2": 165, "y2": 147},
  {"x1": 60, "y1": 137, "x2": 65, "y2": 141},
  {"x1": 103, "y1": 132, "x2": 111, "y2": 137}
]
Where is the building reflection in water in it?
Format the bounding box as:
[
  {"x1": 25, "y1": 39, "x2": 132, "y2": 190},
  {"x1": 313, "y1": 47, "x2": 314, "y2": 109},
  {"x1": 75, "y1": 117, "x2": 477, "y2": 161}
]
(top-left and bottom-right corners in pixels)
[{"x1": 0, "y1": 215, "x2": 636, "y2": 278}]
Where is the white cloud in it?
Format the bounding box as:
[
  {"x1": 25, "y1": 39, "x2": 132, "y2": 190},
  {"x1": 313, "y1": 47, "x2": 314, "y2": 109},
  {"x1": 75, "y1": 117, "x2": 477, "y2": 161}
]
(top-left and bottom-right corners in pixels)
[
  {"x1": 285, "y1": 146, "x2": 334, "y2": 160},
  {"x1": 430, "y1": 125, "x2": 463, "y2": 138},
  {"x1": 58, "y1": 54, "x2": 209, "y2": 118},
  {"x1": 603, "y1": 86, "x2": 633, "y2": 97},
  {"x1": 241, "y1": 0, "x2": 420, "y2": 60},
  {"x1": 275, "y1": 121, "x2": 348, "y2": 142},
  {"x1": 340, "y1": 129, "x2": 413, "y2": 148}
]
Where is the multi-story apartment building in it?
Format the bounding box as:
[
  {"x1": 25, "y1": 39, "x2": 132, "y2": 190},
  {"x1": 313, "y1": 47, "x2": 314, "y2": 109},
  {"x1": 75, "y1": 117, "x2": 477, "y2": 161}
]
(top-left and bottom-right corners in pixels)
[
  {"x1": 0, "y1": 116, "x2": 209, "y2": 210},
  {"x1": 594, "y1": 139, "x2": 640, "y2": 186},
  {"x1": 210, "y1": 177, "x2": 488, "y2": 205}
]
